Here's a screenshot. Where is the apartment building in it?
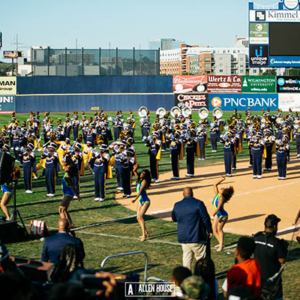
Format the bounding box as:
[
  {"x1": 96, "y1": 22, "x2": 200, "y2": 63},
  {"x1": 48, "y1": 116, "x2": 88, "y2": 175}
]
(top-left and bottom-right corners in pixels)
[{"x1": 160, "y1": 45, "x2": 249, "y2": 76}]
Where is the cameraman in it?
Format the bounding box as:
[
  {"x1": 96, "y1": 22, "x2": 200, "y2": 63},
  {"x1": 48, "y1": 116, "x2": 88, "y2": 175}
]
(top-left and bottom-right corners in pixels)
[{"x1": 253, "y1": 215, "x2": 288, "y2": 300}]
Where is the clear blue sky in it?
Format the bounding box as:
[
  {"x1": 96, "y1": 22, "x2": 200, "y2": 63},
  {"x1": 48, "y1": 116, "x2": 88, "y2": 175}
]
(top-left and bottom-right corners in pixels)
[{"x1": 0, "y1": 0, "x2": 280, "y2": 61}]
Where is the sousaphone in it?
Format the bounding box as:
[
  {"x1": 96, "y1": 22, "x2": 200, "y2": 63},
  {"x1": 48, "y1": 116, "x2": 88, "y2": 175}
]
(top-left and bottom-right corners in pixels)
[
  {"x1": 198, "y1": 108, "x2": 209, "y2": 120},
  {"x1": 213, "y1": 108, "x2": 223, "y2": 119}
]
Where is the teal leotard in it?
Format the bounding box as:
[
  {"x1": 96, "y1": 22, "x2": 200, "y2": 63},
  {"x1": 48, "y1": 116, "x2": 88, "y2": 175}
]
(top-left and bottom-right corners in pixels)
[
  {"x1": 212, "y1": 194, "x2": 228, "y2": 218},
  {"x1": 136, "y1": 180, "x2": 150, "y2": 205},
  {"x1": 62, "y1": 174, "x2": 75, "y2": 197},
  {"x1": 1, "y1": 183, "x2": 12, "y2": 194}
]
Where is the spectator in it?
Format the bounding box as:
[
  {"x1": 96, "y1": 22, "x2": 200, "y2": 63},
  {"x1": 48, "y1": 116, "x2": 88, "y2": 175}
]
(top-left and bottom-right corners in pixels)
[
  {"x1": 171, "y1": 266, "x2": 192, "y2": 298},
  {"x1": 172, "y1": 187, "x2": 213, "y2": 270},
  {"x1": 171, "y1": 266, "x2": 192, "y2": 287},
  {"x1": 41, "y1": 218, "x2": 85, "y2": 264},
  {"x1": 50, "y1": 244, "x2": 85, "y2": 283},
  {"x1": 194, "y1": 258, "x2": 218, "y2": 300},
  {"x1": 225, "y1": 237, "x2": 261, "y2": 298},
  {"x1": 181, "y1": 275, "x2": 210, "y2": 300},
  {"x1": 0, "y1": 243, "x2": 24, "y2": 276},
  {"x1": 253, "y1": 214, "x2": 288, "y2": 300}
]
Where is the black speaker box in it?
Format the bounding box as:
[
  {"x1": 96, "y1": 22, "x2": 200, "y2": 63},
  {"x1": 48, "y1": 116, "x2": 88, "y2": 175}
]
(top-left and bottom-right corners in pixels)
[{"x1": 0, "y1": 220, "x2": 20, "y2": 243}]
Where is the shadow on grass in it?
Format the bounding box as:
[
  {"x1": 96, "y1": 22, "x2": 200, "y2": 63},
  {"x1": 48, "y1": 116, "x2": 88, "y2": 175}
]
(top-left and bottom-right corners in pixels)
[{"x1": 21, "y1": 203, "x2": 119, "y2": 221}]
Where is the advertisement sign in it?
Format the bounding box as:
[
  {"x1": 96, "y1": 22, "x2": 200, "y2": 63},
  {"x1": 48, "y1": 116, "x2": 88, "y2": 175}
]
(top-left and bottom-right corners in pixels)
[
  {"x1": 174, "y1": 93, "x2": 208, "y2": 110},
  {"x1": 242, "y1": 76, "x2": 276, "y2": 93},
  {"x1": 250, "y1": 45, "x2": 269, "y2": 66},
  {"x1": 249, "y1": 23, "x2": 269, "y2": 44},
  {"x1": 173, "y1": 75, "x2": 207, "y2": 93},
  {"x1": 279, "y1": 94, "x2": 300, "y2": 111},
  {"x1": 3, "y1": 51, "x2": 24, "y2": 59},
  {"x1": 277, "y1": 76, "x2": 300, "y2": 92},
  {"x1": 0, "y1": 95, "x2": 15, "y2": 114},
  {"x1": 207, "y1": 76, "x2": 241, "y2": 93},
  {"x1": 250, "y1": 10, "x2": 300, "y2": 22},
  {"x1": 269, "y1": 56, "x2": 300, "y2": 67},
  {"x1": 209, "y1": 94, "x2": 278, "y2": 111},
  {"x1": 0, "y1": 77, "x2": 17, "y2": 95}
]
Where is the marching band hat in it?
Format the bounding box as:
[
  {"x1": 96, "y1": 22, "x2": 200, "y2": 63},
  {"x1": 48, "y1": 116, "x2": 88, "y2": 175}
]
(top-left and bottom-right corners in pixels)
[{"x1": 152, "y1": 131, "x2": 159, "y2": 136}]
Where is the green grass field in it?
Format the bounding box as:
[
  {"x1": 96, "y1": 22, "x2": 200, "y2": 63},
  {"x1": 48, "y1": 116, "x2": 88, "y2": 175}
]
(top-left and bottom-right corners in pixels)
[{"x1": 1, "y1": 111, "x2": 300, "y2": 299}]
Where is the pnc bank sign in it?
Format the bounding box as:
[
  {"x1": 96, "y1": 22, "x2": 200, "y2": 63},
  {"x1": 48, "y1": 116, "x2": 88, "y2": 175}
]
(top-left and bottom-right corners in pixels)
[{"x1": 209, "y1": 94, "x2": 278, "y2": 111}]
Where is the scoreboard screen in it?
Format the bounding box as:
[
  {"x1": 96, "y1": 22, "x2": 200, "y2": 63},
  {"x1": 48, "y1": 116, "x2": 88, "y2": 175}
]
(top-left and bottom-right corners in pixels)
[{"x1": 269, "y1": 23, "x2": 300, "y2": 56}]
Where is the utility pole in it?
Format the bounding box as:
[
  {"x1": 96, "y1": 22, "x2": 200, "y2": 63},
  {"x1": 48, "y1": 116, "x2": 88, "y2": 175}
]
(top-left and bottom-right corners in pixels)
[{"x1": 11, "y1": 34, "x2": 23, "y2": 75}]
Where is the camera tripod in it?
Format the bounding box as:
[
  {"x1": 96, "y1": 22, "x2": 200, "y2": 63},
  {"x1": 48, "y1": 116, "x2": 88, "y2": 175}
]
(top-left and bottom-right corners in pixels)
[{"x1": 10, "y1": 179, "x2": 28, "y2": 236}]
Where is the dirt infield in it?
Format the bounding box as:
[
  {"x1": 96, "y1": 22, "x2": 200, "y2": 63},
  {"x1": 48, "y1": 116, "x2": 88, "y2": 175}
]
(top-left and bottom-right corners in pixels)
[{"x1": 116, "y1": 153, "x2": 300, "y2": 240}]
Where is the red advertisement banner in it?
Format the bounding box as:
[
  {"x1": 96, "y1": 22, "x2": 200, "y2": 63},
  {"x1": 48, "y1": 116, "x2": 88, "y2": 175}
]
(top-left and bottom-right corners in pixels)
[
  {"x1": 207, "y1": 75, "x2": 242, "y2": 93},
  {"x1": 173, "y1": 75, "x2": 207, "y2": 93}
]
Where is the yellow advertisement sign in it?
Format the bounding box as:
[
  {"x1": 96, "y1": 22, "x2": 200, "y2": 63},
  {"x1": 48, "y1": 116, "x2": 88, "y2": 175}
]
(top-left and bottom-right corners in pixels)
[{"x1": 0, "y1": 77, "x2": 17, "y2": 95}]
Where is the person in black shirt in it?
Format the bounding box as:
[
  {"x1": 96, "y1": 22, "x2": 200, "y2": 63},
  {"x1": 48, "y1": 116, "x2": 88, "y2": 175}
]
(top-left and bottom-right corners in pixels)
[{"x1": 253, "y1": 214, "x2": 288, "y2": 300}]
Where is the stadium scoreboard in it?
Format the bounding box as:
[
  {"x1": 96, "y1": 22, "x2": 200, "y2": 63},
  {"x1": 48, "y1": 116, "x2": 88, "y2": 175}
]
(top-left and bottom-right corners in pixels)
[{"x1": 249, "y1": 0, "x2": 300, "y2": 67}]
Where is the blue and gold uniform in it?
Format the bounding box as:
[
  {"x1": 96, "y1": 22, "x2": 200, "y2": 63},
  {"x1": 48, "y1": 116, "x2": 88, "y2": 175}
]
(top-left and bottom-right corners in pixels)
[{"x1": 276, "y1": 137, "x2": 289, "y2": 180}]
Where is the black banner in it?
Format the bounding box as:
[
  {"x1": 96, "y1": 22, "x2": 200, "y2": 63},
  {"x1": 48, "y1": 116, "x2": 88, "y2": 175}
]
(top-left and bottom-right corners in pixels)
[
  {"x1": 277, "y1": 76, "x2": 300, "y2": 93},
  {"x1": 250, "y1": 45, "x2": 269, "y2": 67},
  {"x1": 174, "y1": 93, "x2": 209, "y2": 110}
]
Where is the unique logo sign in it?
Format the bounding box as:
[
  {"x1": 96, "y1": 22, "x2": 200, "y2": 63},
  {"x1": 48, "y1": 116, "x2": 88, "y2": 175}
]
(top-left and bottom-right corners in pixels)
[{"x1": 250, "y1": 45, "x2": 269, "y2": 66}]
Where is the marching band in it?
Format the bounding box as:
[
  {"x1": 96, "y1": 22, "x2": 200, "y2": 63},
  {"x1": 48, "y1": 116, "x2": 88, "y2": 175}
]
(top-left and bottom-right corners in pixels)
[{"x1": 0, "y1": 106, "x2": 297, "y2": 204}]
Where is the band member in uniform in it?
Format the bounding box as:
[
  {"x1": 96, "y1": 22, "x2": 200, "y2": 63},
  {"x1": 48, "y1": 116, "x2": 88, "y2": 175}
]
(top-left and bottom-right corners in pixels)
[
  {"x1": 91, "y1": 146, "x2": 109, "y2": 202},
  {"x1": 131, "y1": 170, "x2": 152, "y2": 242},
  {"x1": 185, "y1": 130, "x2": 198, "y2": 177},
  {"x1": 276, "y1": 135, "x2": 289, "y2": 180},
  {"x1": 168, "y1": 132, "x2": 182, "y2": 180},
  {"x1": 72, "y1": 112, "x2": 80, "y2": 141},
  {"x1": 145, "y1": 131, "x2": 161, "y2": 183},
  {"x1": 59, "y1": 155, "x2": 81, "y2": 228},
  {"x1": 210, "y1": 121, "x2": 219, "y2": 153},
  {"x1": 211, "y1": 175, "x2": 234, "y2": 252},
  {"x1": 220, "y1": 132, "x2": 234, "y2": 177},
  {"x1": 197, "y1": 126, "x2": 207, "y2": 161},
  {"x1": 44, "y1": 143, "x2": 59, "y2": 197},
  {"x1": 250, "y1": 132, "x2": 264, "y2": 179},
  {"x1": 22, "y1": 143, "x2": 35, "y2": 194},
  {"x1": 263, "y1": 129, "x2": 275, "y2": 171}
]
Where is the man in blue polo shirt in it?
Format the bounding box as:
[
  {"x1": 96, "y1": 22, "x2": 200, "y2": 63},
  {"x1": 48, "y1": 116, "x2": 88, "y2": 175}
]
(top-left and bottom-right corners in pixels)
[
  {"x1": 41, "y1": 218, "x2": 85, "y2": 264},
  {"x1": 172, "y1": 187, "x2": 212, "y2": 270}
]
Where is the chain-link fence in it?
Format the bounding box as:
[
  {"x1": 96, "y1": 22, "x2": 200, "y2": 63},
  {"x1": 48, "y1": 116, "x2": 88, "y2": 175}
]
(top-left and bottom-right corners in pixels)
[{"x1": 30, "y1": 47, "x2": 160, "y2": 76}]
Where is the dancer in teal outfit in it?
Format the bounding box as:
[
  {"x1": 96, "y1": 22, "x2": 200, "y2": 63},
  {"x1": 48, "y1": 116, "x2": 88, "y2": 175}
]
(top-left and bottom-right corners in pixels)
[
  {"x1": 211, "y1": 175, "x2": 234, "y2": 252},
  {"x1": 132, "y1": 170, "x2": 151, "y2": 241},
  {"x1": 59, "y1": 155, "x2": 81, "y2": 228}
]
